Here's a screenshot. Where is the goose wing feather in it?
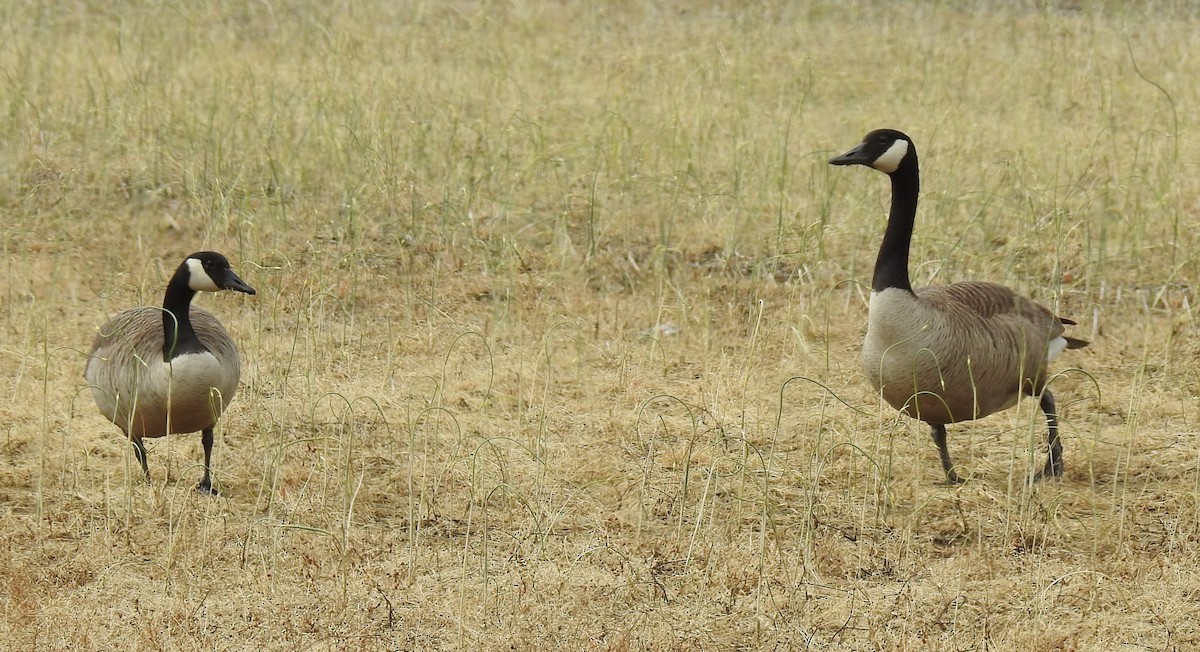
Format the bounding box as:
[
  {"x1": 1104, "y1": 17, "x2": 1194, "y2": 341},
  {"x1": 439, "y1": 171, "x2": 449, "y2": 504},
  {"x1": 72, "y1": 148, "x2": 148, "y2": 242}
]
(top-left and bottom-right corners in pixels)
[
  {"x1": 917, "y1": 281, "x2": 1067, "y2": 340},
  {"x1": 866, "y1": 282, "x2": 1083, "y2": 425}
]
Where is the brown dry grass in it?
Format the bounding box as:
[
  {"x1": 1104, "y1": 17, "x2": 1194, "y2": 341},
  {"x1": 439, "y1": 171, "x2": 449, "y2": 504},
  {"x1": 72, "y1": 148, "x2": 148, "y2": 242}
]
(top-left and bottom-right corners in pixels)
[{"x1": 3, "y1": 0, "x2": 1200, "y2": 649}]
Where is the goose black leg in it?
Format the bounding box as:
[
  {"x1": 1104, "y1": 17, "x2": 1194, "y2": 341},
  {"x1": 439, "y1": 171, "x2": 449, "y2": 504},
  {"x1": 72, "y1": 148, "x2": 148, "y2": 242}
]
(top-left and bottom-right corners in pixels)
[
  {"x1": 197, "y1": 428, "x2": 219, "y2": 496},
  {"x1": 131, "y1": 437, "x2": 151, "y2": 484},
  {"x1": 1035, "y1": 391, "x2": 1064, "y2": 480},
  {"x1": 930, "y1": 424, "x2": 962, "y2": 484}
]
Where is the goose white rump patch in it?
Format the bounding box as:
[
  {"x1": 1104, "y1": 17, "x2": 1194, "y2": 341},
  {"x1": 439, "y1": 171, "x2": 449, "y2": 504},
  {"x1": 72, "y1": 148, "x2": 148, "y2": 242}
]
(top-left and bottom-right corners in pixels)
[{"x1": 1046, "y1": 336, "x2": 1069, "y2": 362}]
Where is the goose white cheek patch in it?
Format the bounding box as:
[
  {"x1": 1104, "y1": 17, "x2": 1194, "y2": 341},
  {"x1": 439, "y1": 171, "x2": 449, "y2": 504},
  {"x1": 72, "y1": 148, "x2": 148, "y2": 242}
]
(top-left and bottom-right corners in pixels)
[
  {"x1": 872, "y1": 139, "x2": 909, "y2": 174},
  {"x1": 186, "y1": 258, "x2": 220, "y2": 292}
]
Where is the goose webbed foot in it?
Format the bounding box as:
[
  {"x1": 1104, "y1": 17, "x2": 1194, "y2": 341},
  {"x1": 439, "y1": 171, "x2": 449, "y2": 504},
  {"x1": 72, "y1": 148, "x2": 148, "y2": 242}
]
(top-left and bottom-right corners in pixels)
[
  {"x1": 131, "y1": 438, "x2": 152, "y2": 485},
  {"x1": 196, "y1": 427, "x2": 220, "y2": 497},
  {"x1": 1031, "y1": 467, "x2": 1061, "y2": 483},
  {"x1": 930, "y1": 424, "x2": 964, "y2": 485},
  {"x1": 196, "y1": 479, "x2": 220, "y2": 496},
  {"x1": 1035, "y1": 391, "x2": 1065, "y2": 481},
  {"x1": 1032, "y1": 447, "x2": 1065, "y2": 483}
]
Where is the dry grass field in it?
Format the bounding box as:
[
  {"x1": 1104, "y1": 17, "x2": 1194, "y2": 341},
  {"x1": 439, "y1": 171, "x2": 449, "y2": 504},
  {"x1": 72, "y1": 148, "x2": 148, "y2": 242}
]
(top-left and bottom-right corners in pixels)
[{"x1": 4, "y1": 0, "x2": 1200, "y2": 649}]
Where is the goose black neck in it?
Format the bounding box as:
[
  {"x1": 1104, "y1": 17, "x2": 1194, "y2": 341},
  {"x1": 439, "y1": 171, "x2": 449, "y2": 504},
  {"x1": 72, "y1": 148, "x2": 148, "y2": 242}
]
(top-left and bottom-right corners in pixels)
[
  {"x1": 872, "y1": 161, "x2": 919, "y2": 294},
  {"x1": 161, "y1": 273, "x2": 206, "y2": 360}
]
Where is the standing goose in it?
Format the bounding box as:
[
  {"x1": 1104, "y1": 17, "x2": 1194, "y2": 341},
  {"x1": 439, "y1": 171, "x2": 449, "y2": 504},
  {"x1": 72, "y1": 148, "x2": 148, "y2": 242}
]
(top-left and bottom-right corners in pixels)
[
  {"x1": 829, "y1": 129, "x2": 1088, "y2": 483},
  {"x1": 84, "y1": 252, "x2": 256, "y2": 495}
]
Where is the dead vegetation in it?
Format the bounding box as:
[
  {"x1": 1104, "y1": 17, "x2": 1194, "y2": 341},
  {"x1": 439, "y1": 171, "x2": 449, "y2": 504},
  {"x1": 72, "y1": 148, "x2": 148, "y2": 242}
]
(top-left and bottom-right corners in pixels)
[{"x1": 3, "y1": 1, "x2": 1200, "y2": 649}]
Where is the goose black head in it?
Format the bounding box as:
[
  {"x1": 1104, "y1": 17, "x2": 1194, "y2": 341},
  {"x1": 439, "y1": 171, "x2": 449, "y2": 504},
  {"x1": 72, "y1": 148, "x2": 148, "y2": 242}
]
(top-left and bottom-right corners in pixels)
[
  {"x1": 182, "y1": 252, "x2": 256, "y2": 295},
  {"x1": 829, "y1": 129, "x2": 915, "y2": 175}
]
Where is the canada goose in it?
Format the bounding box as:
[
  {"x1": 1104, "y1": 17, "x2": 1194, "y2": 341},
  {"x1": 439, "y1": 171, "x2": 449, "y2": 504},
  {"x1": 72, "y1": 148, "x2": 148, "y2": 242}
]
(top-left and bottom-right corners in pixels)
[
  {"x1": 84, "y1": 252, "x2": 256, "y2": 495},
  {"x1": 829, "y1": 129, "x2": 1088, "y2": 483}
]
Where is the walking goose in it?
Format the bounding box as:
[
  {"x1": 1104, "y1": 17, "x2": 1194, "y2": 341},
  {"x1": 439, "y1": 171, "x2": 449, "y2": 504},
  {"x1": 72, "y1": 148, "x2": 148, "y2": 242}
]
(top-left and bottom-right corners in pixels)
[
  {"x1": 829, "y1": 129, "x2": 1088, "y2": 483},
  {"x1": 84, "y1": 252, "x2": 256, "y2": 494}
]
